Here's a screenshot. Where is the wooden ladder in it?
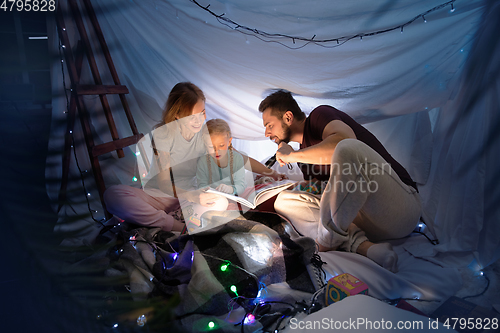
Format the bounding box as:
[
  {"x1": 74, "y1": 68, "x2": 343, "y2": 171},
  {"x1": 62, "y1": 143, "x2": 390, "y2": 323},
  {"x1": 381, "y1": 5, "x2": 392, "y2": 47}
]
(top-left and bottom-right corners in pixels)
[{"x1": 56, "y1": 0, "x2": 148, "y2": 219}]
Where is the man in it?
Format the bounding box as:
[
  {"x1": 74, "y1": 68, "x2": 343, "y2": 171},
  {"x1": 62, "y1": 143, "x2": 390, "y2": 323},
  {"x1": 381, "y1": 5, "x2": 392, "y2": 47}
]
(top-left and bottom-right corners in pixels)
[{"x1": 259, "y1": 90, "x2": 422, "y2": 272}]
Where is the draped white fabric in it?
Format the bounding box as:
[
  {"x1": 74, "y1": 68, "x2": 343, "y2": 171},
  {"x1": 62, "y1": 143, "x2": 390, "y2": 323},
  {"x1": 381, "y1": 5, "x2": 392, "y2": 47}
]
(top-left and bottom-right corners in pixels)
[{"x1": 48, "y1": 0, "x2": 499, "y2": 267}]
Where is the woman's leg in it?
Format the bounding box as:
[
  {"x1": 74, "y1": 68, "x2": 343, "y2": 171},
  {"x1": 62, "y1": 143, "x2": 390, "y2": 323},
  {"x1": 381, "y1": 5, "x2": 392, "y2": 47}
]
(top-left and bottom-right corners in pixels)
[{"x1": 104, "y1": 185, "x2": 182, "y2": 231}]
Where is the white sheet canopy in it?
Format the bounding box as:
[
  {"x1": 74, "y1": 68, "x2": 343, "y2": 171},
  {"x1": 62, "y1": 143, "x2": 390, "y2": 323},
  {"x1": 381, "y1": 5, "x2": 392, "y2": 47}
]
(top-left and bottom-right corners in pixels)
[{"x1": 48, "y1": 0, "x2": 500, "y2": 268}]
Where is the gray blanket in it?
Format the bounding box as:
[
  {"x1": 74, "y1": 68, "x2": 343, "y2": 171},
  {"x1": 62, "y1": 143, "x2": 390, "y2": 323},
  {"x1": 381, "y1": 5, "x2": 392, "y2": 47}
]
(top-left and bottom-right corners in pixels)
[{"x1": 104, "y1": 210, "x2": 322, "y2": 332}]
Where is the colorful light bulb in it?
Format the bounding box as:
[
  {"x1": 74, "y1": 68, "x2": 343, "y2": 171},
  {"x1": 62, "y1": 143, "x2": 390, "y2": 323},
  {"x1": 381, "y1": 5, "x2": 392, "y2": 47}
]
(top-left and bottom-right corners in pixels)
[
  {"x1": 230, "y1": 285, "x2": 238, "y2": 296},
  {"x1": 244, "y1": 313, "x2": 255, "y2": 325}
]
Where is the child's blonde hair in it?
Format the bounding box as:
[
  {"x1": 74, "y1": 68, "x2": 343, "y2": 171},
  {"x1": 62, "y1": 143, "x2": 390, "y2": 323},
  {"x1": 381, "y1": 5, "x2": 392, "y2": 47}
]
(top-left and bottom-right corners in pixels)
[
  {"x1": 206, "y1": 118, "x2": 232, "y2": 139},
  {"x1": 205, "y1": 119, "x2": 235, "y2": 190}
]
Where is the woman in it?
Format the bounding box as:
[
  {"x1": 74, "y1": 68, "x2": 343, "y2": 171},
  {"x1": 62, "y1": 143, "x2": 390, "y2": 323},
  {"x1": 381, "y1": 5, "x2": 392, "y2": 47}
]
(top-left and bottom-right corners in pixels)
[{"x1": 104, "y1": 82, "x2": 283, "y2": 231}]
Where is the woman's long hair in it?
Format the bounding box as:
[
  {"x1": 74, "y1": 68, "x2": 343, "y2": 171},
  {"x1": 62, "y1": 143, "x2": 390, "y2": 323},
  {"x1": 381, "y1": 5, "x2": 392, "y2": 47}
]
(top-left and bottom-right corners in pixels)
[{"x1": 157, "y1": 82, "x2": 205, "y2": 127}]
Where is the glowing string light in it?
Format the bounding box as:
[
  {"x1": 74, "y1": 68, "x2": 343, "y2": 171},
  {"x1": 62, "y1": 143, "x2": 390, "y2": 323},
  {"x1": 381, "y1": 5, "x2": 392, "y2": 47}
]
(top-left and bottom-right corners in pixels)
[
  {"x1": 58, "y1": 36, "x2": 104, "y2": 225},
  {"x1": 244, "y1": 313, "x2": 256, "y2": 325},
  {"x1": 220, "y1": 262, "x2": 229, "y2": 272},
  {"x1": 137, "y1": 314, "x2": 147, "y2": 327},
  {"x1": 190, "y1": 0, "x2": 458, "y2": 49}
]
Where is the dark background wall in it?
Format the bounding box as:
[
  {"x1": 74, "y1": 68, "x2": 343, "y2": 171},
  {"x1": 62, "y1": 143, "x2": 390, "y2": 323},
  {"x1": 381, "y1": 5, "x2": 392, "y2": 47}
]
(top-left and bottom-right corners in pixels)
[{"x1": 0, "y1": 11, "x2": 84, "y2": 333}]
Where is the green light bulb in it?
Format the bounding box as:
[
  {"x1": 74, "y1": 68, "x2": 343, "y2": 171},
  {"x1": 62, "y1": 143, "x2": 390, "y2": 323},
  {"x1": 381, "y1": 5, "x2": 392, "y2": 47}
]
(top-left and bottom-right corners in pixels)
[
  {"x1": 220, "y1": 264, "x2": 228, "y2": 272},
  {"x1": 207, "y1": 321, "x2": 215, "y2": 329},
  {"x1": 230, "y1": 285, "x2": 238, "y2": 295}
]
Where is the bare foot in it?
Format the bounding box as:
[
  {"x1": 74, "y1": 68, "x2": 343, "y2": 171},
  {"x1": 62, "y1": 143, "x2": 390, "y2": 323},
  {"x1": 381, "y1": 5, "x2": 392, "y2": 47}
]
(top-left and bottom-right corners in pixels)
[
  {"x1": 358, "y1": 241, "x2": 398, "y2": 273},
  {"x1": 316, "y1": 241, "x2": 338, "y2": 252}
]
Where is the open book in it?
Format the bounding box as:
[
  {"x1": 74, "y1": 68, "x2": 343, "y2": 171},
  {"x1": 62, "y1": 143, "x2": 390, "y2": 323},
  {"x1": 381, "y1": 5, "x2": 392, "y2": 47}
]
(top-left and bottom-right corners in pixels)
[{"x1": 205, "y1": 179, "x2": 297, "y2": 209}]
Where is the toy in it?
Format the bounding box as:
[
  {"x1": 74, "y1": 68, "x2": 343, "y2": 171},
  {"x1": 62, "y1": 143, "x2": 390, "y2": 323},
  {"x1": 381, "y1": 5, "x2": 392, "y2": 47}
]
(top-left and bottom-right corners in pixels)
[{"x1": 325, "y1": 273, "x2": 368, "y2": 305}]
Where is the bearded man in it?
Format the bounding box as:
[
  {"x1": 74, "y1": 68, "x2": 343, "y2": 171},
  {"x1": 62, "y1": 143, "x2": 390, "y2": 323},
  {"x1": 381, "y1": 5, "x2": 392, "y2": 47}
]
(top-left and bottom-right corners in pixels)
[{"x1": 259, "y1": 90, "x2": 422, "y2": 272}]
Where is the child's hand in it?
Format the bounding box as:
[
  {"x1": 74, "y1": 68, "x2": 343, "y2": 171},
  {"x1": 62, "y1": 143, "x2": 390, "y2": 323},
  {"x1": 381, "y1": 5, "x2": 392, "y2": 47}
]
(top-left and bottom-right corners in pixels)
[{"x1": 215, "y1": 184, "x2": 233, "y2": 194}]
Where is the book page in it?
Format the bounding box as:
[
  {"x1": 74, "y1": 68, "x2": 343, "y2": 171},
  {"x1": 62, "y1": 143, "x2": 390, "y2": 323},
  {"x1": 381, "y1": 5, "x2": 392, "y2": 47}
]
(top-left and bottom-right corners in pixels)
[
  {"x1": 206, "y1": 179, "x2": 296, "y2": 209},
  {"x1": 253, "y1": 179, "x2": 297, "y2": 206},
  {"x1": 205, "y1": 188, "x2": 256, "y2": 208}
]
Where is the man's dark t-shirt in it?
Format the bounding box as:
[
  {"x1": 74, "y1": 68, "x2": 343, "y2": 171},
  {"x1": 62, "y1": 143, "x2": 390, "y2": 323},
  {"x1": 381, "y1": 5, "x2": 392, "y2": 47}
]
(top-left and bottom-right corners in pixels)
[{"x1": 299, "y1": 105, "x2": 417, "y2": 190}]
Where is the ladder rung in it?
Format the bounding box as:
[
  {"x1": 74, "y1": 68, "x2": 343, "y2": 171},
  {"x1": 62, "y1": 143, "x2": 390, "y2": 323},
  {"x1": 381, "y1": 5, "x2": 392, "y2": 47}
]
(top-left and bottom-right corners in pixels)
[
  {"x1": 92, "y1": 134, "x2": 144, "y2": 157},
  {"x1": 76, "y1": 84, "x2": 129, "y2": 95}
]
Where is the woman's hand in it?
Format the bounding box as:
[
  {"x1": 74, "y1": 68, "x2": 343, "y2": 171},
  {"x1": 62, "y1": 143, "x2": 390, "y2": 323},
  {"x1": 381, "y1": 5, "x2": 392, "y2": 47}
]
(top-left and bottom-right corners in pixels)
[
  {"x1": 198, "y1": 188, "x2": 223, "y2": 207},
  {"x1": 215, "y1": 184, "x2": 233, "y2": 194},
  {"x1": 267, "y1": 169, "x2": 288, "y2": 181}
]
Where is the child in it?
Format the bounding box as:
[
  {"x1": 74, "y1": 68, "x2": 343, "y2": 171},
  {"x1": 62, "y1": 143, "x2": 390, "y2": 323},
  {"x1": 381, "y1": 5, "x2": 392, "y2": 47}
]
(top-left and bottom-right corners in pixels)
[
  {"x1": 196, "y1": 119, "x2": 247, "y2": 196},
  {"x1": 180, "y1": 119, "x2": 246, "y2": 233}
]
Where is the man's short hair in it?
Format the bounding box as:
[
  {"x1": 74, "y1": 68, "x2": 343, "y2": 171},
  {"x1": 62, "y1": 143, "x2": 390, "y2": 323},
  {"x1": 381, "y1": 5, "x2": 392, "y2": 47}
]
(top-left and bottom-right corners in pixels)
[{"x1": 258, "y1": 90, "x2": 306, "y2": 121}]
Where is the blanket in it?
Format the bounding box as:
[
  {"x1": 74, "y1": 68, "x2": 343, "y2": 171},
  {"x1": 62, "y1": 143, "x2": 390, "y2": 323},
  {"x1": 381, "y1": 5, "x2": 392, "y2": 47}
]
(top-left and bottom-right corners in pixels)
[{"x1": 102, "y1": 210, "x2": 322, "y2": 332}]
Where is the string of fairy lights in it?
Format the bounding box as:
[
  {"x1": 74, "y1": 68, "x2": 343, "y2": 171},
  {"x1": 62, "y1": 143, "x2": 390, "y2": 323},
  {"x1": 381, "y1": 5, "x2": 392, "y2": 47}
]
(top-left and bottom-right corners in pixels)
[
  {"x1": 56, "y1": 1, "x2": 491, "y2": 331},
  {"x1": 95, "y1": 227, "x2": 494, "y2": 332},
  {"x1": 112, "y1": 232, "x2": 330, "y2": 332},
  {"x1": 57, "y1": 35, "x2": 105, "y2": 224},
  {"x1": 190, "y1": 0, "x2": 458, "y2": 49},
  {"x1": 107, "y1": 231, "x2": 494, "y2": 332},
  {"x1": 58, "y1": 0, "x2": 462, "y2": 222},
  {"x1": 57, "y1": 0, "x2": 466, "y2": 220}
]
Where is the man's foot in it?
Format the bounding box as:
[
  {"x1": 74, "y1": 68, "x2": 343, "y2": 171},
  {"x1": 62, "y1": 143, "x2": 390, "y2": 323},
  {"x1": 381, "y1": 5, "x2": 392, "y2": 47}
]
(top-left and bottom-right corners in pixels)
[
  {"x1": 316, "y1": 241, "x2": 338, "y2": 252},
  {"x1": 366, "y1": 243, "x2": 398, "y2": 273}
]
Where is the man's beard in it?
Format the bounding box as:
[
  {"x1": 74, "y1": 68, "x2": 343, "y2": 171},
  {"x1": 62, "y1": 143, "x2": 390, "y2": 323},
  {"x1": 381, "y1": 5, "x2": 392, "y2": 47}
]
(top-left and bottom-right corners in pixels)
[{"x1": 279, "y1": 120, "x2": 291, "y2": 144}]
